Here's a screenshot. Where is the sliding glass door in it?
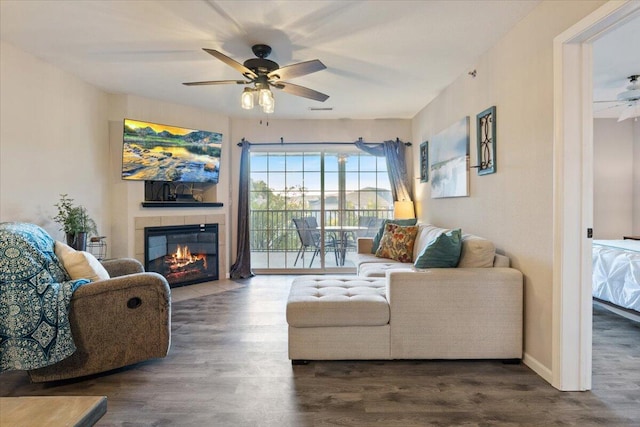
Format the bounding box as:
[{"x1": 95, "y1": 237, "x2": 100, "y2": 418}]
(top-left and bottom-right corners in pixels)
[{"x1": 249, "y1": 147, "x2": 392, "y2": 272}]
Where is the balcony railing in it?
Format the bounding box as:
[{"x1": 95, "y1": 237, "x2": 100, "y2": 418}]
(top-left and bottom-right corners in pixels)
[{"x1": 250, "y1": 209, "x2": 392, "y2": 252}]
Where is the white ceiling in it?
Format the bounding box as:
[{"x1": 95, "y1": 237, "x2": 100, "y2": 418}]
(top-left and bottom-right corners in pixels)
[
  {"x1": 592, "y1": 13, "x2": 640, "y2": 119},
  {"x1": 0, "y1": 0, "x2": 542, "y2": 120},
  {"x1": 2, "y1": 1, "x2": 636, "y2": 121}
]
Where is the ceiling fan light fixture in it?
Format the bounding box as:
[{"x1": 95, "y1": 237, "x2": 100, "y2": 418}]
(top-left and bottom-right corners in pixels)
[
  {"x1": 187, "y1": 45, "x2": 328, "y2": 114},
  {"x1": 258, "y1": 88, "x2": 273, "y2": 107},
  {"x1": 617, "y1": 89, "x2": 640, "y2": 102},
  {"x1": 617, "y1": 75, "x2": 640, "y2": 100},
  {"x1": 262, "y1": 97, "x2": 275, "y2": 114},
  {"x1": 241, "y1": 88, "x2": 255, "y2": 109},
  {"x1": 240, "y1": 86, "x2": 275, "y2": 113}
]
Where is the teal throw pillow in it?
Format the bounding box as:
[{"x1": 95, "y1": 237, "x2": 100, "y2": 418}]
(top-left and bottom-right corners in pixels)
[
  {"x1": 371, "y1": 218, "x2": 418, "y2": 253},
  {"x1": 414, "y1": 229, "x2": 462, "y2": 268}
]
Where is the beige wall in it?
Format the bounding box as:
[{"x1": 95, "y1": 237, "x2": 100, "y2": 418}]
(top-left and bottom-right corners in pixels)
[
  {"x1": 230, "y1": 118, "x2": 411, "y2": 144},
  {"x1": 410, "y1": 0, "x2": 605, "y2": 375},
  {"x1": 593, "y1": 118, "x2": 636, "y2": 239},
  {"x1": 0, "y1": 41, "x2": 110, "y2": 241},
  {"x1": 0, "y1": 41, "x2": 232, "y2": 271},
  {"x1": 106, "y1": 94, "x2": 231, "y2": 268}
]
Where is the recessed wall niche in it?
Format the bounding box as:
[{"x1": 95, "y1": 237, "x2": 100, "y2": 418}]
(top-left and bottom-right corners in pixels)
[{"x1": 144, "y1": 181, "x2": 217, "y2": 203}]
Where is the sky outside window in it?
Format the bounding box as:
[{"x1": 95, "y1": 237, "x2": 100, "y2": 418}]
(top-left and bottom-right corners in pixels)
[{"x1": 250, "y1": 152, "x2": 390, "y2": 192}]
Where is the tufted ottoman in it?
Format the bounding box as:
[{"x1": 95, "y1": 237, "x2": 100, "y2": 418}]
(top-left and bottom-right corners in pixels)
[{"x1": 286, "y1": 276, "x2": 390, "y2": 362}]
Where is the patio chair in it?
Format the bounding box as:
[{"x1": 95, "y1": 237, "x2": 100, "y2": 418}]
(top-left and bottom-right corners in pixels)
[
  {"x1": 336, "y1": 216, "x2": 382, "y2": 266},
  {"x1": 343, "y1": 215, "x2": 380, "y2": 247},
  {"x1": 292, "y1": 218, "x2": 338, "y2": 267},
  {"x1": 358, "y1": 216, "x2": 380, "y2": 238}
]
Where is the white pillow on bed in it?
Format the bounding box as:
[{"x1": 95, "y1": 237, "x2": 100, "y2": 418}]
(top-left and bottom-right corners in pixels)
[{"x1": 54, "y1": 241, "x2": 110, "y2": 282}]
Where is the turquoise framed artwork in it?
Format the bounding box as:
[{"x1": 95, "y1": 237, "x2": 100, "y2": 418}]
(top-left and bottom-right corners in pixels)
[
  {"x1": 420, "y1": 141, "x2": 429, "y2": 183},
  {"x1": 476, "y1": 106, "x2": 496, "y2": 175}
]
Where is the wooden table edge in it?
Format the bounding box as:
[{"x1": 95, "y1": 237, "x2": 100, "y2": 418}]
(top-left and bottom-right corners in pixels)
[{"x1": 0, "y1": 395, "x2": 107, "y2": 427}]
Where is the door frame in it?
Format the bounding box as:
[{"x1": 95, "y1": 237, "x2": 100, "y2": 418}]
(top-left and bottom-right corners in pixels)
[{"x1": 552, "y1": 0, "x2": 640, "y2": 391}]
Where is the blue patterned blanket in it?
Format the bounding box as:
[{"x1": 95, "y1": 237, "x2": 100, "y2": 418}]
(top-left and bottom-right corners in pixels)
[{"x1": 0, "y1": 222, "x2": 88, "y2": 371}]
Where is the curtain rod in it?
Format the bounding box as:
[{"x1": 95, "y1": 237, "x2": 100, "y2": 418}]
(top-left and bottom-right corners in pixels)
[{"x1": 237, "y1": 137, "x2": 411, "y2": 147}]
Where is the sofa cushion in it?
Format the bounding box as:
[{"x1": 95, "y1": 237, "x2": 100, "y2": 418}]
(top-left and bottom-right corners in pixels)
[
  {"x1": 55, "y1": 241, "x2": 110, "y2": 282},
  {"x1": 287, "y1": 277, "x2": 388, "y2": 327},
  {"x1": 458, "y1": 235, "x2": 496, "y2": 268},
  {"x1": 360, "y1": 262, "x2": 413, "y2": 277},
  {"x1": 414, "y1": 229, "x2": 462, "y2": 268},
  {"x1": 375, "y1": 224, "x2": 418, "y2": 263},
  {"x1": 371, "y1": 218, "x2": 417, "y2": 253}
]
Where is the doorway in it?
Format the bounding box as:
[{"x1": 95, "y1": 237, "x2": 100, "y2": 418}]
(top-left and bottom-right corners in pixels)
[{"x1": 552, "y1": 0, "x2": 640, "y2": 391}]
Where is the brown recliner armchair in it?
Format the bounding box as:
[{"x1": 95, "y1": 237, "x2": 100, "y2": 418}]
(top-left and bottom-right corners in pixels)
[{"x1": 28, "y1": 258, "x2": 171, "y2": 382}]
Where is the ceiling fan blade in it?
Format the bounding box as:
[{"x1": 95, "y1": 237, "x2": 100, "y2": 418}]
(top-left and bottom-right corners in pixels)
[
  {"x1": 183, "y1": 80, "x2": 249, "y2": 86},
  {"x1": 268, "y1": 60, "x2": 326, "y2": 81},
  {"x1": 274, "y1": 81, "x2": 329, "y2": 102},
  {"x1": 594, "y1": 103, "x2": 624, "y2": 111},
  {"x1": 618, "y1": 103, "x2": 640, "y2": 122},
  {"x1": 202, "y1": 48, "x2": 257, "y2": 79}
]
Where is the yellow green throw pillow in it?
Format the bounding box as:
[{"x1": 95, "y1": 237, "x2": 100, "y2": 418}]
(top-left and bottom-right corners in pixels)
[
  {"x1": 371, "y1": 218, "x2": 417, "y2": 253},
  {"x1": 374, "y1": 223, "x2": 418, "y2": 262}
]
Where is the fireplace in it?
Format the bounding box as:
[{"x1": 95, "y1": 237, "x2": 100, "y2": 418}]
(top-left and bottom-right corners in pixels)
[{"x1": 144, "y1": 223, "x2": 218, "y2": 288}]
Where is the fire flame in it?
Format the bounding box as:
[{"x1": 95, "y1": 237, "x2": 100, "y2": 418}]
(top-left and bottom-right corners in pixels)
[
  {"x1": 175, "y1": 244, "x2": 191, "y2": 261},
  {"x1": 170, "y1": 245, "x2": 207, "y2": 269}
]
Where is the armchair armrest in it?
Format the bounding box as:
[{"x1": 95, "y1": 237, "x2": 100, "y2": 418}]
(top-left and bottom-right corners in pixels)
[
  {"x1": 101, "y1": 258, "x2": 144, "y2": 277},
  {"x1": 72, "y1": 271, "x2": 170, "y2": 302},
  {"x1": 357, "y1": 237, "x2": 373, "y2": 254}
]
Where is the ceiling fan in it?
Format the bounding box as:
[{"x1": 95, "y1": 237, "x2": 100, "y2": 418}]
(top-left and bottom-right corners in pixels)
[
  {"x1": 183, "y1": 44, "x2": 329, "y2": 113},
  {"x1": 594, "y1": 74, "x2": 640, "y2": 122}
]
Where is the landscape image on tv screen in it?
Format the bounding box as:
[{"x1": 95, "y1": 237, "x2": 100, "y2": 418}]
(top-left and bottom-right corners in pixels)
[{"x1": 122, "y1": 119, "x2": 222, "y2": 183}]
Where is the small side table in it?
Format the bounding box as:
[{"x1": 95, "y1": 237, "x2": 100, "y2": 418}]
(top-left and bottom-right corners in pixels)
[
  {"x1": 0, "y1": 396, "x2": 107, "y2": 427},
  {"x1": 87, "y1": 236, "x2": 107, "y2": 260},
  {"x1": 623, "y1": 236, "x2": 640, "y2": 241}
]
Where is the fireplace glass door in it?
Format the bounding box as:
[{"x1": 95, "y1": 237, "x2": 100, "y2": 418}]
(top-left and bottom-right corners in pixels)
[{"x1": 144, "y1": 223, "x2": 218, "y2": 287}]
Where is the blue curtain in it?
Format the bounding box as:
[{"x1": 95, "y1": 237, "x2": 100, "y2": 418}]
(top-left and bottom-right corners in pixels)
[
  {"x1": 229, "y1": 142, "x2": 254, "y2": 279},
  {"x1": 355, "y1": 139, "x2": 412, "y2": 202}
]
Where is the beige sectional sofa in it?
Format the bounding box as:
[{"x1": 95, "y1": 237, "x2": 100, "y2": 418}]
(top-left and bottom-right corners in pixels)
[
  {"x1": 355, "y1": 223, "x2": 511, "y2": 277},
  {"x1": 286, "y1": 223, "x2": 523, "y2": 362}
]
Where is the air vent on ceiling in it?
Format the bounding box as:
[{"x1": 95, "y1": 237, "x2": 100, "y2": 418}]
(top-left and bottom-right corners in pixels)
[{"x1": 309, "y1": 107, "x2": 333, "y2": 111}]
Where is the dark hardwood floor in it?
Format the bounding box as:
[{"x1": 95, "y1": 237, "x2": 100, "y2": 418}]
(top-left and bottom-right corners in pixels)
[{"x1": 1, "y1": 275, "x2": 639, "y2": 426}]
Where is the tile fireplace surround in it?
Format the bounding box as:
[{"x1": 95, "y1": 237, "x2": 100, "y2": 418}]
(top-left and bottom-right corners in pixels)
[{"x1": 134, "y1": 214, "x2": 226, "y2": 279}]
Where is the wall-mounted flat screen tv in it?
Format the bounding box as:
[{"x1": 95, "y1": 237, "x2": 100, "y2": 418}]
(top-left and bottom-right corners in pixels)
[{"x1": 122, "y1": 118, "x2": 222, "y2": 183}]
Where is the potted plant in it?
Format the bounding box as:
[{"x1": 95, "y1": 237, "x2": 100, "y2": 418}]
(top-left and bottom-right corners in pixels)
[{"x1": 53, "y1": 194, "x2": 98, "y2": 251}]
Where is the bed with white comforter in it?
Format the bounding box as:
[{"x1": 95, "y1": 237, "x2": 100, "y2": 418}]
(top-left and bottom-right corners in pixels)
[{"x1": 592, "y1": 239, "x2": 640, "y2": 312}]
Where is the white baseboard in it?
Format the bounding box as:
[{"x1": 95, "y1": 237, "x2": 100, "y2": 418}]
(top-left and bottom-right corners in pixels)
[
  {"x1": 593, "y1": 299, "x2": 640, "y2": 323},
  {"x1": 523, "y1": 352, "x2": 553, "y2": 386}
]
